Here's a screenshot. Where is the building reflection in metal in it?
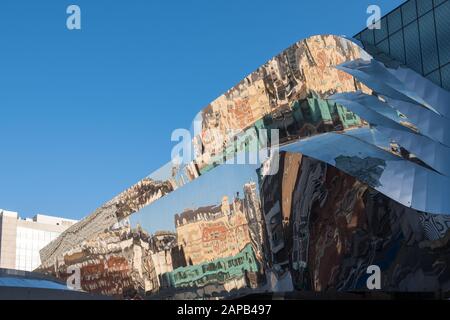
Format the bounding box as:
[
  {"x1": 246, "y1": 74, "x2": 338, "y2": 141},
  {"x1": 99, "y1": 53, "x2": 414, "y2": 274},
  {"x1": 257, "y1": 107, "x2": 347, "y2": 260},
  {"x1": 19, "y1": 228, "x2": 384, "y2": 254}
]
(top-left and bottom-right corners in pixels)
[
  {"x1": 330, "y1": 93, "x2": 450, "y2": 177},
  {"x1": 282, "y1": 130, "x2": 450, "y2": 215},
  {"x1": 336, "y1": 58, "x2": 450, "y2": 118},
  {"x1": 36, "y1": 34, "x2": 450, "y2": 299},
  {"x1": 325, "y1": 55, "x2": 450, "y2": 214},
  {"x1": 39, "y1": 35, "x2": 369, "y2": 268}
]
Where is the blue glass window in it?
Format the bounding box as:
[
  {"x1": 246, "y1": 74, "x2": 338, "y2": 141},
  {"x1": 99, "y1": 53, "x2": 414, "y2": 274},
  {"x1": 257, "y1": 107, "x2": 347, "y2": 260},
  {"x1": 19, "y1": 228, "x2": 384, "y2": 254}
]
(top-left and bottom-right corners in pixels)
[
  {"x1": 361, "y1": 28, "x2": 375, "y2": 45},
  {"x1": 389, "y1": 30, "x2": 406, "y2": 64},
  {"x1": 402, "y1": 0, "x2": 418, "y2": 26},
  {"x1": 376, "y1": 39, "x2": 390, "y2": 56},
  {"x1": 435, "y1": 1, "x2": 450, "y2": 65},
  {"x1": 426, "y1": 69, "x2": 442, "y2": 87},
  {"x1": 404, "y1": 21, "x2": 423, "y2": 73},
  {"x1": 388, "y1": 8, "x2": 402, "y2": 35},
  {"x1": 434, "y1": 0, "x2": 448, "y2": 7},
  {"x1": 419, "y1": 11, "x2": 440, "y2": 74},
  {"x1": 374, "y1": 18, "x2": 389, "y2": 44},
  {"x1": 418, "y1": 0, "x2": 434, "y2": 16},
  {"x1": 441, "y1": 63, "x2": 450, "y2": 91}
]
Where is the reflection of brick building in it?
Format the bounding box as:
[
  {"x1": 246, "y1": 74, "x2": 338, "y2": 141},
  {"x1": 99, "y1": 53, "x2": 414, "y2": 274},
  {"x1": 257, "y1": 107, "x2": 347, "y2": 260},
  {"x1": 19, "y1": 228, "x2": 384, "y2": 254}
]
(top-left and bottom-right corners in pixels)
[
  {"x1": 147, "y1": 184, "x2": 267, "y2": 298},
  {"x1": 172, "y1": 182, "x2": 265, "y2": 268},
  {"x1": 164, "y1": 244, "x2": 259, "y2": 291},
  {"x1": 146, "y1": 231, "x2": 177, "y2": 293},
  {"x1": 37, "y1": 224, "x2": 184, "y2": 297},
  {"x1": 258, "y1": 152, "x2": 302, "y2": 274},
  {"x1": 116, "y1": 178, "x2": 174, "y2": 220},
  {"x1": 37, "y1": 223, "x2": 155, "y2": 297},
  {"x1": 289, "y1": 157, "x2": 450, "y2": 292},
  {"x1": 174, "y1": 196, "x2": 252, "y2": 266},
  {"x1": 37, "y1": 185, "x2": 265, "y2": 299},
  {"x1": 40, "y1": 178, "x2": 174, "y2": 269},
  {"x1": 243, "y1": 183, "x2": 265, "y2": 262},
  {"x1": 259, "y1": 152, "x2": 450, "y2": 292},
  {"x1": 195, "y1": 35, "x2": 368, "y2": 171}
]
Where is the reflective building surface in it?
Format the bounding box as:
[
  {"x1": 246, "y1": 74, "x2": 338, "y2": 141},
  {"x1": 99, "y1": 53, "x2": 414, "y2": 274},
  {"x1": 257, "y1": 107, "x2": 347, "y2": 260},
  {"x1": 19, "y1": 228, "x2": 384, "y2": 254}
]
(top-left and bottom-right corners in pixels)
[
  {"x1": 35, "y1": 12, "x2": 450, "y2": 299},
  {"x1": 355, "y1": 0, "x2": 450, "y2": 90}
]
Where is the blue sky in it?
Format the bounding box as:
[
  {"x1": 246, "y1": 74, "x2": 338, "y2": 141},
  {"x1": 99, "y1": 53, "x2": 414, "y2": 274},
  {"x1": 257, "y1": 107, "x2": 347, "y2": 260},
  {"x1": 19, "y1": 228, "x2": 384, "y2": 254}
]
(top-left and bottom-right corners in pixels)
[{"x1": 0, "y1": 0, "x2": 404, "y2": 220}]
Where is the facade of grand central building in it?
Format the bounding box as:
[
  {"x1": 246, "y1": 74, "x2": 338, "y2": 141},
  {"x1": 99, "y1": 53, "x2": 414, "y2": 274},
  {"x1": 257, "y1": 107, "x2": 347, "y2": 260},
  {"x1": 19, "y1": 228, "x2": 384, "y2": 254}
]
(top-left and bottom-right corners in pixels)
[{"x1": 36, "y1": 0, "x2": 450, "y2": 299}]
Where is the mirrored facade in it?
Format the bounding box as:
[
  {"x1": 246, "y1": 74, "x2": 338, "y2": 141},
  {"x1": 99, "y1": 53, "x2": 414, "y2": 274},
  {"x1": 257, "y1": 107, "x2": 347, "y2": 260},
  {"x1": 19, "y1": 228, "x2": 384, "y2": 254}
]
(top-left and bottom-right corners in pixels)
[{"x1": 36, "y1": 30, "x2": 450, "y2": 299}]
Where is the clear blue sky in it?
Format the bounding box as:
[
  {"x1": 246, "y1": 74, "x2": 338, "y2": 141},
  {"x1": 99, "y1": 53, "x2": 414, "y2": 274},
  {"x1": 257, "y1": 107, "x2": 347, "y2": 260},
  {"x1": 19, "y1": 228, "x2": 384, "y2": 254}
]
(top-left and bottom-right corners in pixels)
[{"x1": 0, "y1": 0, "x2": 404, "y2": 220}]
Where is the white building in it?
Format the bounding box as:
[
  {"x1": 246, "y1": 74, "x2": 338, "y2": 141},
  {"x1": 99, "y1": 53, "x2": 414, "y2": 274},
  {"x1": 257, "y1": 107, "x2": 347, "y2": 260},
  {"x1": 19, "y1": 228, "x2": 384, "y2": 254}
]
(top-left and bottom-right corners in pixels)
[{"x1": 0, "y1": 209, "x2": 77, "y2": 271}]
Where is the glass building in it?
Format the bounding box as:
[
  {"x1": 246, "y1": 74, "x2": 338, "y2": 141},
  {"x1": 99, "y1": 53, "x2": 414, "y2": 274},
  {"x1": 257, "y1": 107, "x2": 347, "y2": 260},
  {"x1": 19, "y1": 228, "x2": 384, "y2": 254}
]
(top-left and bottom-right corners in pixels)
[
  {"x1": 354, "y1": 0, "x2": 450, "y2": 90},
  {"x1": 0, "y1": 210, "x2": 77, "y2": 271}
]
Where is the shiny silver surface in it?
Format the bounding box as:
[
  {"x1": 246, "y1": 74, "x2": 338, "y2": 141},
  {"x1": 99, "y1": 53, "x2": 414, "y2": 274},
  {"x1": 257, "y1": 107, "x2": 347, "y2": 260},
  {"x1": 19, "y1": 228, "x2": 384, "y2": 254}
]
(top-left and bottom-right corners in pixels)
[{"x1": 282, "y1": 131, "x2": 450, "y2": 215}]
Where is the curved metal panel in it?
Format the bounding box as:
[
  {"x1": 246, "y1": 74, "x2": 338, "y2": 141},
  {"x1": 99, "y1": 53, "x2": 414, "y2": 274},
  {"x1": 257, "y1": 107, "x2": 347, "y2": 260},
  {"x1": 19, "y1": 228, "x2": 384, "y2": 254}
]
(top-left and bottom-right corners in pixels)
[{"x1": 282, "y1": 131, "x2": 450, "y2": 215}]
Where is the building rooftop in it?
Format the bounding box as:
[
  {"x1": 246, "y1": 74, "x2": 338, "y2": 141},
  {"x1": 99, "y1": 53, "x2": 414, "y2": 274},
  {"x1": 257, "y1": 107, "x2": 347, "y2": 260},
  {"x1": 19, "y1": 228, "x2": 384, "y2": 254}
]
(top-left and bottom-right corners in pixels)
[{"x1": 0, "y1": 209, "x2": 78, "y2": 226}]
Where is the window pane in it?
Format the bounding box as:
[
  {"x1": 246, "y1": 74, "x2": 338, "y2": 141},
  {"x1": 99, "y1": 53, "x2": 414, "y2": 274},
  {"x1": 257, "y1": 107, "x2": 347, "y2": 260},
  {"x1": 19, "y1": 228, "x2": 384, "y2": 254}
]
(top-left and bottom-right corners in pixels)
[
  {"x1": 402, "y1": 0, "x2": 418, "y2": 25},
  {"x1": 427, "y1": 70, "x2": 441, "y2": 86},
  {"x1": 389, "y1": 30, "x2": 406, "y2": 64},
  {"x1": 388, "y1": 8, "x2": 402, "y2": 35},
  {"x1": 418, "y1": 0, "x2": 434, "y2": 16},
  {"x1": 376, "y1": 38, "x2": 390, "y2": 56},
  {"x1": 434, "y1": 0, "x2": 447, "y2": 7},
  {"x1": 441, "y1": 63, "x2": 450, "y2": 91},
  {"x1": 361, "y1": 28, "x2": 375, "y2": 45},
  {"x1": 435, "y1": 0, "x2": 450, "y2": 65},
  {"x1": 419, "y1": 11, "x2": 440, "y2": 74},
  {"x1": 374, "y1": 18, "x2": 389, "y2": 43},
  {"x1": 404, "y1": 21, "x2": 423, "y2": 73}
]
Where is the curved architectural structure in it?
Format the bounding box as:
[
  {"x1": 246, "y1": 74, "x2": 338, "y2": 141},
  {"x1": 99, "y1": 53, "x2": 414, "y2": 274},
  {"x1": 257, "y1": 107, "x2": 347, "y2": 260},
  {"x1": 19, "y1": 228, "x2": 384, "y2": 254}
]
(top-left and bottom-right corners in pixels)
[
  {"x1": 37, "y1": 33, "x2": 450, "y2": 299},
  {"x1": 40, "y1": 35, "x2": 369, "y2": 267}
]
